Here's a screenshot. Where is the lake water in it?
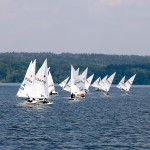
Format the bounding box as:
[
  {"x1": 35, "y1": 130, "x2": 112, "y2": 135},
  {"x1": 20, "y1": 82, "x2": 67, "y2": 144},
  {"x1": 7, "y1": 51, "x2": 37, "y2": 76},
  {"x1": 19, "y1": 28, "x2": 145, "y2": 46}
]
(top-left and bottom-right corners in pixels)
[{"x1": 0, "y1": 84, "x2": 149, "y2": 150}]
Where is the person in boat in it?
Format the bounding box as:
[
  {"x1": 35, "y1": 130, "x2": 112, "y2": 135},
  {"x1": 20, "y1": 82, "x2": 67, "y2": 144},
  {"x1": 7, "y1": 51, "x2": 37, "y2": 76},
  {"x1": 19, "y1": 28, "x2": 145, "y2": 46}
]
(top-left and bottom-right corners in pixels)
[
  {"x1": 26, "y1": 96, "x2": 33, "y2": 102},
  {"x1": 106, "y1": 91, "x2": 110, "y2": 95},
  {"x1": 43, "y1": 98, "x2": 48, "y2": 103},
  {"x1": 71, "y1": 93, "x2": 75, "y2": 98},
  {"x1": 49, "y1": 91, "x2": 53, "y2": 96}
]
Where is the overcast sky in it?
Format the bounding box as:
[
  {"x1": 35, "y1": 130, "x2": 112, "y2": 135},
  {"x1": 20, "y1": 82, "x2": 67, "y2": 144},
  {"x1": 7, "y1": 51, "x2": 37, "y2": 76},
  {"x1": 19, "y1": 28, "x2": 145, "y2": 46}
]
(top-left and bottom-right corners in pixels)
[{"x1": 0, "y1": 0, "x2": 150, "y2": 55}]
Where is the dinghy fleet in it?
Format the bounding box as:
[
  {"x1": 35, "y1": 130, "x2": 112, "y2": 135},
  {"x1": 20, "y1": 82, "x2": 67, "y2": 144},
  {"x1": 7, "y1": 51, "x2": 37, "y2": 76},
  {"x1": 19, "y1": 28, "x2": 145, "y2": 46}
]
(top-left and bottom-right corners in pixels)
[{"x1": 16, "y1": 59, "x2": 136, "y2": 104}]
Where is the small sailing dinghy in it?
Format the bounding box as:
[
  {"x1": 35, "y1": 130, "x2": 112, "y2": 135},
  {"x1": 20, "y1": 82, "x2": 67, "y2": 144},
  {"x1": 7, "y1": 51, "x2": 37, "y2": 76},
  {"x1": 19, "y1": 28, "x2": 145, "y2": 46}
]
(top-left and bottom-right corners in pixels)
[
  {"x1": 97, "y1": 75, "x2": 108, "y2": 92},
  {"x1": 116, "y1": 76, "x2": 126, "y2": 91},
  {"x1": 100, "y1": 72, "x2": 116, "y2": 95},
  {"x1": 91, "y1": 77, "x2": 101, "y2": 91},
  {"x1": 48, "y1": 70, "x2": 58, "y2": 96},
  {"x1": 69, "y1": 65, "x2": 86, "y2": 100},
  {"x1": 75, "y1": 67, "x2": 88, "y2": 94},
  {"x1": 59, "y1": 76, "x2": 70, "y2": 90},
  {"x1": 16, "y1": 59, "x2": 36, "y2": 103},
  {"x1": 63, "y1": 68, "x2": 79, "y2": 93},
  {"x1": 64, "y1": 79, "x2": 71, "y2": 92},
  {"x1": 85, "y1": 74, "x2": 94, "y2": 93},
  {"x1": 30, "y1": 59, "x2": 52, "y2": 104},
  {"x1": 121, "y1": 74, "x2": 136, "y2": 95}
]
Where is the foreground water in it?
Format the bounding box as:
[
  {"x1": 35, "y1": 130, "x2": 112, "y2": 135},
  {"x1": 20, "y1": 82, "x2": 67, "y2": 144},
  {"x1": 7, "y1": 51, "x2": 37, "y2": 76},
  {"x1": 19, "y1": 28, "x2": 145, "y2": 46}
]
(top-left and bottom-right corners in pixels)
[{"x1": 0, "y1": 84, "x2": 149, "y2": 150}]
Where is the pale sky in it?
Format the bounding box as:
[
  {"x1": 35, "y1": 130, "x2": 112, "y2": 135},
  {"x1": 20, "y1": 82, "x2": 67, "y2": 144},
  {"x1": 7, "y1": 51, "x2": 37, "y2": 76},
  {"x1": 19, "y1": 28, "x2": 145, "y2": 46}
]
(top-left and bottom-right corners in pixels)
[{"x1": 0, "y1": 0, "x2": 150, "y2": 55}]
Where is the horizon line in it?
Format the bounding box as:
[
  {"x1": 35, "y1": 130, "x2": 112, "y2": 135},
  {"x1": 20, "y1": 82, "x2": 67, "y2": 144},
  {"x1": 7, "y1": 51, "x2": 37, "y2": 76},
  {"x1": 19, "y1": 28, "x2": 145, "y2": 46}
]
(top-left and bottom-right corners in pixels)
[{"x1": 0, "y1": 51, "x2": 149, "y2": 57}]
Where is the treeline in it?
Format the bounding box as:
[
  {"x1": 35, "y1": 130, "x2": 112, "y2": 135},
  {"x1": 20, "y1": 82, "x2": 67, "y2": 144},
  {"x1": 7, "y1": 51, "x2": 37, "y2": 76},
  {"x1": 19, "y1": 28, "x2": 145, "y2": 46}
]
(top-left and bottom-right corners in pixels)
[{"x1": 0, "y1": 52, "x2": 150, "y2": 85}]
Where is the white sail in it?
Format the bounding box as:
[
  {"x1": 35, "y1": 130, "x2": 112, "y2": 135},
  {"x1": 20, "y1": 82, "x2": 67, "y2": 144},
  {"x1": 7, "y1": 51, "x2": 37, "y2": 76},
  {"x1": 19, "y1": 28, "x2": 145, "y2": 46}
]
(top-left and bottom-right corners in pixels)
[
  {"x1": 48, "y1": 70, "x2": 57, "y2": 94},
  {"x1": 64, "y1": 79, "x2": 71, "y2": 92},
  {"x1": 47, "y1": 67, "x2": 50, "y2": 72},
  {"x1": 76, "y1": 68, "x2": 80, "y2": 76},
  {"x1": 85, "y1": 74, "x2": 94, "y2": 90},
  {"x1": 30, "y1": 59, "x2": 49, "y2": 99},
  {"x1": 75, "y1": 67, "x2": 88, "y2": 91},
  {"x1": 122, "y1": 74, "x2": 136, "y2": 92},
  {"x1": 91, "y1": 77, "x2": 101, "y2": 88},
  {"x1": 71, "y1": 65, "x2": 81, "y2": 95},
  {"x1": 59, "y1": 76, "x2": 70, "y2": 89},
  {"x1": 64, "y1": 68, "x2": 79, "y2": 92},
  {"x1": 101, "y1": 72, "x2": 116, "y2": 92},
  {"x1": 116, "y1": 76, "x2": 125, "y2": 89},
  {"x1": 72, "y1": 67, "x2": 79, "y2": 82},
  {"x1": 98, "y1": 75, "x2": 108, "y2": 90},
  {"x1": 79, "y1": 68, "x2": 88, "y2": 83},
  {"x1": 16, "y1": 60, "x2": 36, "y2": 98}
]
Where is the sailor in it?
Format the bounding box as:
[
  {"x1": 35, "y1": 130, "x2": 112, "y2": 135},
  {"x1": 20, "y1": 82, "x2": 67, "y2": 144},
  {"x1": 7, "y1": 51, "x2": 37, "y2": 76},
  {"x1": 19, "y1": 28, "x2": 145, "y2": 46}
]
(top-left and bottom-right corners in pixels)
[
  {"x1": 106, "y1": 91, "x2": 110, "y2": 95},
  {"x1": 43, "y1": 98, "x2": 48, "y2": 103},
  {"x1": 50, "y1": 91, "x2": 53, "y2": 95},
  {"x1": 27, "y1": 96, "x2": 32, "y2": 102},
  {"x1": 71, "y1": 93, "x2": 75, "y2": 98},
  {"x1": 71, "y1": 93, "x2": 73, "y2": 98}
]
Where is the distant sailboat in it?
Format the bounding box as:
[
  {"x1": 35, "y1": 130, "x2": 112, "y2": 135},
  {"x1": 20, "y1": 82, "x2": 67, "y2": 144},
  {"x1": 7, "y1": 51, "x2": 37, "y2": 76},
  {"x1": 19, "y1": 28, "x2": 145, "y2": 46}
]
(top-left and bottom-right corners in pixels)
[
  {"x1": 85, "y1": 74, "x2": 94, "y2": 93},
  {"x1": 91, "y1": 77, "x2": 101, "y2": 90},
  {"x1": 97, "y1": 75, "x2": 108, "y2": 91},
  {"x1": 79, "y1": 68, "x2": 88, "y2": 83},
  {"x1": 116, "y1": 76, "x2": 126, "y2": 91},
  {"x1": 76, "y1": 67, "x2": 88, "y2": 92},
  {"x1": 101, "y1": 72, "x2": 116, "y2": 95},
  {"x1": 64, "y1": 79, "x2": 71, "y2": 92},
  {"x1": 48, "y1": 70, "x2": 58, "y2": 95},
  {"x1": 59, "y1": 76, "x2": 70, "y2": 90},
  {"x1": 122, "y1": 74, "x2": 136, "y2": 95}
]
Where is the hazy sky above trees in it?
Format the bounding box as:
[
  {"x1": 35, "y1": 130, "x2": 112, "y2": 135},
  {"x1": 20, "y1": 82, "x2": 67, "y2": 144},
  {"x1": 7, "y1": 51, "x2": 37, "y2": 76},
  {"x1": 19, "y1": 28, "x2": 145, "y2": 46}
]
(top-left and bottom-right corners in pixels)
[{"x1": 0, "y1": 0, "x2": 150, "y2": 55}]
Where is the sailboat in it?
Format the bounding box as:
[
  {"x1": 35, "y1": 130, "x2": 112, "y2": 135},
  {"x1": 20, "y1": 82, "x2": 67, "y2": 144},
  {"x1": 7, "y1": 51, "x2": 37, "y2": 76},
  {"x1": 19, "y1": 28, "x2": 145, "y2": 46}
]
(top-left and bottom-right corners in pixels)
[
  {"x1": 85, "y1": 74, "x2": 94, "y2": 93},
  {"x1": 70, "y1": 65, "x2": 85, "y2": 100},
  {"x1": 79, "y1": 68, "x2": 88, "y2": 83},
  {"x1": 30, "y1": 59, "x2": 52, "y2": 104},
  {"x1": 116, "y1": 76, "x2": 126, "y2": 91},
  {"x1": 91, "y1": 77, "x2": 101, "y2": 90},
  {"x1": 76, "y1": 67, "x2": 88, "y2": 93},
  {"x1": 121, "y1": 74, "x2": 136, "y2": 95},
  {"x1": 48, "y1": 70, "x2": 58, "y2": 95},
  {"x1": 59, "y1": 76, "x2": 70, "y2": 90},
  {"x1": 63, "y1": 68, "x2": 79, "y2": 93},
  {"x1": 101, "y1": 72, "x2": 116, "y2": 95},
  {"x1": 63, "y1": 79, "x2": 71, "y2": 92},
  {"x1": 16, "y1": 59, "x2": 36, "y2": 100},
  {"x1": 97, "y1": 75, "x2": 108, "y2": 92}
]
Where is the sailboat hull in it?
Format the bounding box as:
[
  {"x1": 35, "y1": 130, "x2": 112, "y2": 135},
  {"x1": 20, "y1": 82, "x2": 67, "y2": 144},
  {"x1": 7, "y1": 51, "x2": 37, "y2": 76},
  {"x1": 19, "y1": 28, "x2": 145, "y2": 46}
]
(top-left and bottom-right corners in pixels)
[{"x1": 51, "y1": 92, "x2": 59, "y2": 95}]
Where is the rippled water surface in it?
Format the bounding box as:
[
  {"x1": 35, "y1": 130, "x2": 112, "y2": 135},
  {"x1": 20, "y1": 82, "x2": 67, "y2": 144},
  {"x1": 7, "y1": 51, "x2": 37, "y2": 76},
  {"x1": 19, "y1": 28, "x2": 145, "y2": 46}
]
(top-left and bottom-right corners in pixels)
[{"x1": 0, "y1": 84, "x2": 150, "y2": 150}]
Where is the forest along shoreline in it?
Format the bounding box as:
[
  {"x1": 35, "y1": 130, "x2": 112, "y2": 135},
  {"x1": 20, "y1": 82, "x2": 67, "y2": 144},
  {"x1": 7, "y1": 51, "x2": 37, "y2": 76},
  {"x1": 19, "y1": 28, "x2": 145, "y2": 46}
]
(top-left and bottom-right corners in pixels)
[{"x1": 0, "y1": 52, "x2": 150, "y2": 85}]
